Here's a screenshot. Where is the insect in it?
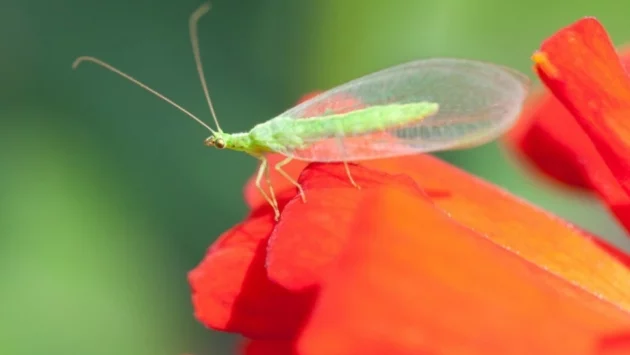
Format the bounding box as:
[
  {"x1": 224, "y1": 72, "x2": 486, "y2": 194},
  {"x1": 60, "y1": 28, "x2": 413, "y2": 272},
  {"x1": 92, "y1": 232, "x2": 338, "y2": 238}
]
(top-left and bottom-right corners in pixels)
[{"x1": 73, "y1": 2, "x2": 530, "y2": 220}]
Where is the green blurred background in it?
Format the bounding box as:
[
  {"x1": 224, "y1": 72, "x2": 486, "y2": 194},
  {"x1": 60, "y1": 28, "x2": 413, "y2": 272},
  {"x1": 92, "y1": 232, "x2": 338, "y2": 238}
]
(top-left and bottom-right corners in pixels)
[{"x1": 2, "y1": 0, "x2": 630, "y2": 354}]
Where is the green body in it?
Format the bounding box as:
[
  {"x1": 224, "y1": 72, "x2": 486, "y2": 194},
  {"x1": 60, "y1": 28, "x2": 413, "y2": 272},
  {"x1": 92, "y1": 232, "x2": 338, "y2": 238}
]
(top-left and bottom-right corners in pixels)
[{"x1": 219, "y1": 101, "x2": 439, "y2": 158}]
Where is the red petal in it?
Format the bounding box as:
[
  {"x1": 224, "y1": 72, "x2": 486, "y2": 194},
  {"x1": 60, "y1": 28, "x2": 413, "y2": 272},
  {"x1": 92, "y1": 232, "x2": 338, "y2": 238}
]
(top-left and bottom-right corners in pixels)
[
  {"x1": 533, "y1": 18, "x2": 630, "y2": 210},
  {"x1": 506, "y1": 48, "x2": 630, "y2": 192},
  {"x1": 363, "y1": 155, "x2": 630, "y2": 305},
  {"x1": 193, "y1": 154, "x2": 630, "y2": 350},
  {"x1": 259, "y1": 156, "x2": 630, "y2": 354},
  {"x1": 597, "y1": 331, "x2": 630, "y2": 355},
  {"x1": 266, "y1": 162, "x2": 421, "y2": 291},
  {"x1": 214, "y1": 154, "x2": 630, "y2": 343},
  {"x1": 243, "y1": 154, "x2": 630, "y2": 319},
  {"x1": 188, "y1": 204, "x2": 312, "y2": 338},
  {"x1": 506, "y1": 90, "x2": 600, "y2": 190},
  {"x1": 505, "y1": 89, "x2": 630, "y2": 233},
  {"x1": 240, "y1": 339, "x2": 295, "y2": 355},
  {"x1": 296, "y1": 185, "x2": 630, "y2": 355},
  {"x1": 507, "y1": 17, "x2": 630, "y2": 233}
]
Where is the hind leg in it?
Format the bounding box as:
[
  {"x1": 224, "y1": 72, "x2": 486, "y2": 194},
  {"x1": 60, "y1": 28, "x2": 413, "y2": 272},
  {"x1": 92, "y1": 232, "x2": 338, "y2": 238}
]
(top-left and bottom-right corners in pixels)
[
  {"x1": 343, "y1": 160, "x2": 360, "y2": 189},
  {"x1": 335, "y1": 136, "x2": 360, "y2": 189}
]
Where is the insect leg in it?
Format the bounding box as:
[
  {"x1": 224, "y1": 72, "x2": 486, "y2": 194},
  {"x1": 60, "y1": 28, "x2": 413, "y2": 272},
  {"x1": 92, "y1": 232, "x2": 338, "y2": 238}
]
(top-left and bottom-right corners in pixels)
[
  {"x1": 335, "y1": 137, "x2": 361, "y2": 189},
  {"x1": 263, "y1": 157, "x2": 280, "y2": 216},
  {"x1": 256, "y1": 157, "x2": 280, "y2": 220},
  {"x1": 274, "y1": 156, "x2": 306, "y2": 203},
  {"x1": 343, "y1": 160, "x2": 360, "y2": 189}
]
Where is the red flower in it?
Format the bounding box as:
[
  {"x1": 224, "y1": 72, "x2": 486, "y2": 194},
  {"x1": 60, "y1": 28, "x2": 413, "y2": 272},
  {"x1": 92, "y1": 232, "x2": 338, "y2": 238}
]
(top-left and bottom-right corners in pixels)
[
  {"x1": 189, "y1": 18, "x2": 630, "y2": 355},
  {"x1": 506, "y1": 19, "x2": 630, "y2": 233}
]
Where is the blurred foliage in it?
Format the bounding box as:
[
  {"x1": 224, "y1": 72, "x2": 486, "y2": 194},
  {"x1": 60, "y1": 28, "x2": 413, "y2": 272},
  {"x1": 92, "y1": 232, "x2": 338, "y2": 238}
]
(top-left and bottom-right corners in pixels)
[{"x1": 1, "y1": 0, "x2": 629, "y2": 354}]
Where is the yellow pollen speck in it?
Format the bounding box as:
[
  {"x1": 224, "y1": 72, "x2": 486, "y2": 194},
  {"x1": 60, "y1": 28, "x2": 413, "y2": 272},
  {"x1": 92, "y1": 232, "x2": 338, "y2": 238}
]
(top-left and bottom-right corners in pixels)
[{"x1": 531, "y1": 51, "x2": 559, "y2": 78}]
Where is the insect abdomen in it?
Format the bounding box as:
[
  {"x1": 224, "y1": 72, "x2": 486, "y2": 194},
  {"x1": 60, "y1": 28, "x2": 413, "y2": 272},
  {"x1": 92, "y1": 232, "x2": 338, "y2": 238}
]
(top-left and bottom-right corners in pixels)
[
  {"x1": 290, "y1": 102, "x2": 439, "y2": 140},
  {"x1": 249, "y1": 101, "x2": 438, "y2": 152}
]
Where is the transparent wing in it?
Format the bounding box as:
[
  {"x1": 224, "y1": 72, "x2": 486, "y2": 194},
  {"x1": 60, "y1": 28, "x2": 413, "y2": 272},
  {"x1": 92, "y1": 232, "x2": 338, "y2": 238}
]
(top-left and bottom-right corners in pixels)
[{"x1": 265, "y1": 58, "x2": 530, "y2": 162}]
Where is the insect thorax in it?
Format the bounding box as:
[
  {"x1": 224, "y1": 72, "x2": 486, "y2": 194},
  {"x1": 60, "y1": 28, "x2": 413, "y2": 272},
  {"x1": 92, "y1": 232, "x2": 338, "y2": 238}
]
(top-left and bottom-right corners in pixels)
[{"x1": 249, "y1": 118, "x2": 307, "y2": 153}]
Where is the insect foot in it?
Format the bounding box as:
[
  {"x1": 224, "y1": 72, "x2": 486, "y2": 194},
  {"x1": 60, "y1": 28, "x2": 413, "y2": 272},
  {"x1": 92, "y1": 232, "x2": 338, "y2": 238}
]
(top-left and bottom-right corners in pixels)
[
  {"x1": 343, "y1": 161, "x2": 361, "y2": 189},
  {"x1": 297, "y1": 186, "x2": 306, "y2": 203},
  {"x1": 273, "y1": 208, "x2": 280, "y2": 221}
]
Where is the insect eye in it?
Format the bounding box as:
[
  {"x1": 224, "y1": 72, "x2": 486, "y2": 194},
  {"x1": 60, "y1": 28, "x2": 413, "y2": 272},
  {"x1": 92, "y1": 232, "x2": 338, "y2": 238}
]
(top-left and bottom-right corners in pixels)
[
  {"x1": 204, "y1": 136, "x2": 215, "y2": 147},
  {"x1": 215, "y1": 138, "x2": 226, "y2": 149}
]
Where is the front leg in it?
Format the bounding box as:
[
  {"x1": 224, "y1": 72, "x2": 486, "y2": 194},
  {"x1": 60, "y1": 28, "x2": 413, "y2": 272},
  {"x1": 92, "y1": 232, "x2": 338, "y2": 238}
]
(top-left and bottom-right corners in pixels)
[
  {"x1": 255, "y1": 157, "x2": 280, "y2": 220},
  {"x1": 264, "y1": 157, "x2": 279, "y2": 214}
]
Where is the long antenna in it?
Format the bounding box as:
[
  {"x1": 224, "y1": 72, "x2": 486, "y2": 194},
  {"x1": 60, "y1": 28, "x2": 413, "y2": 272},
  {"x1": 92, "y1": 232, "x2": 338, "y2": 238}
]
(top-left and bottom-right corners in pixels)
[
  {"x1": 189, "y1": 2, "x2": 223, "y2": 133},
  {"x1": 72, "y1": 56, "x2": 216, "y2": 134}
]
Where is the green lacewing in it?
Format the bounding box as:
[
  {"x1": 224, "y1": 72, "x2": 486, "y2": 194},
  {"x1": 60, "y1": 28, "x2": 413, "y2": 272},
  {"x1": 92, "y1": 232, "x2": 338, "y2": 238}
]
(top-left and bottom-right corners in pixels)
[{"x1": 73, "y1": 2, "x2": 530, "y2": 220}]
